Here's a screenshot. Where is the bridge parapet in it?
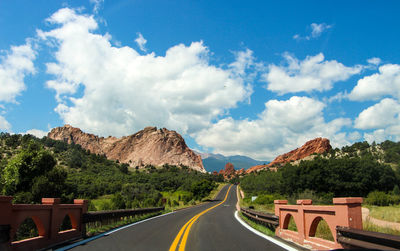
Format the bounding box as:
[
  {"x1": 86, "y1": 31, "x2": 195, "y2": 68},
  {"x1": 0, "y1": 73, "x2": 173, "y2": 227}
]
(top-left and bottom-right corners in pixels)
[
  {"x1": 274, "y1": 197, "x2": 363, "y2": 250},
  {"x1": 0, "y1": 196, "x2": 87, "y2": 251}
]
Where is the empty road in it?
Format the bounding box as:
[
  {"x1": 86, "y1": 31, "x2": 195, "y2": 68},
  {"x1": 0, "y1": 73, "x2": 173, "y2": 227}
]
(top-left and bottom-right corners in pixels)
[{"x1": 60, "y1": 185, "x2": 291, "y2": 251}]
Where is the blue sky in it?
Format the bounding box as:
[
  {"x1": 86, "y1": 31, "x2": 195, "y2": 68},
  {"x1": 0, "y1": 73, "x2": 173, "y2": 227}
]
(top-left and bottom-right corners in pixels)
[{"x1": 1, "y1": 0, "x2": 400, "y2": 160}]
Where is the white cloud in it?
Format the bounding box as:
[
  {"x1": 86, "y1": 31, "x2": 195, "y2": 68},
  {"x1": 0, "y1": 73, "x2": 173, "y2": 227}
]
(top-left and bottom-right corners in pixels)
[
  {"x1": 349, "y1": 64, "x2": 400, "y2": 101},
  {"x1": 293, "y1": 23, "x2": 332, "y2": 41},
  {"x1": 195, "y1": 96, "x2": 352, "y2": 160},
  {"x1": 367, "y1": 57, "x2": 382, "y2": 66},
  {"x1": 355, "y1": 98, "x2": 400, "y2": 130},
  {"x1": 363, "y1": 128, "x2": 400, "y2": 144},
  {"x1": 90, "y1": 0, "x2": 104, "y2": 14},
  {"x1": 0, "y1": 115, "x2": 11, "y2": 131},
  {"x1": 310, "y1": 23, "x2": 332, "y2": 38},
  {"x1": 264, "y1": 53, "x2": 362, "y2": 94},
  {"x1": 23, "y1": 129, "x2": 48, "y2": 138},
  {"x1": 0, "y1": 42, "x2": 36, "y2": 103},
  {"x1": 135, "y1": 33, "x2": 147, "y2": 52},
  {"x1": 39, "y1": 8, "x2": 252, "y2": 137}
]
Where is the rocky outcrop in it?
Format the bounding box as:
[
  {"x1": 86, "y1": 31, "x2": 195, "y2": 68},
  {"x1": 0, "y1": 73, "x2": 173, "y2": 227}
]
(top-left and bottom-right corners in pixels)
[
  {"x1": 217, "y1": 162, "x2": 247, "y2": 178},
  {"x1": 246, "y1": 138, "x2": 332, "y2": 173},
  {"x1": 48, "y1": 125, "x2": 205, "y2": 173}
]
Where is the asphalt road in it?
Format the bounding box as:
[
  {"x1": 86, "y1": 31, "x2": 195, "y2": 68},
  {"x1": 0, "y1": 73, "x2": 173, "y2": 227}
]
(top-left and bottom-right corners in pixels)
[{"x1": 64, "y1": 185, "x2": 288, "y2": 251}]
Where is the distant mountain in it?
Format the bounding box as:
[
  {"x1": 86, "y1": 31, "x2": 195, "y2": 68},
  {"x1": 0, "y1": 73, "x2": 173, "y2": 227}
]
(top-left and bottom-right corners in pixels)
[{"x1": 200, "y1": 153, "x2": 268, "y2": 173}]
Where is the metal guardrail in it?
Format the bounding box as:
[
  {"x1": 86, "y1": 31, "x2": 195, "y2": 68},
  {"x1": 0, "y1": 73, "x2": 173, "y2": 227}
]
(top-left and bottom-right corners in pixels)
[
  {"x1": 82, "y1": 207, "x2": 165, "y2": 223},
  {"x1": 240, "y1": 207, "x2": 279, "y2": 227},
  {"x1": 337, "y1": 226, "x2": 400, "y2": 250}
]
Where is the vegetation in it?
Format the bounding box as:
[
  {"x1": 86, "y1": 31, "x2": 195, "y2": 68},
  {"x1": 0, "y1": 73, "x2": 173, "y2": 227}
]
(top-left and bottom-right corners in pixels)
[
  {"x1": 240, "y1": 141, "x2": 400, "y2": 206},
  {"x1": 0, "y1": 133, "x2": 223, "y2": 209},
  {"x1": 367, "y1": 205, "x2": 400, "y2": 223},
  {"x1": 239, "y1": 212, "x2": 275, "y2": 236}
]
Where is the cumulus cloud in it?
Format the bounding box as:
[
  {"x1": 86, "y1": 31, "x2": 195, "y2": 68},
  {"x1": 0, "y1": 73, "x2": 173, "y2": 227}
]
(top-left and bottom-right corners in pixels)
[
  {"x1": 195, "y1": 96, "x2": 352, "y2": 160},
  {"x1": 264, "y1": 53, "x2": 362, "y2": 94},
  {"x1": 354, "y1": 98, "x2": 400, "y2": 143},
  {"x1": 355, "y1": 98, "x2": 400, "y2": 130},
  {"x1": 38, "y1": 8, "x2": 252, "y2": 137},
  {"x1": 135, "y1": 33, "x2": 147, "y2": 52},
  {"x1": 23, "y1": 129, "x2": 48, "y2": 138},
  {"x1": 293, "y1": 23, "x2": 332, "y2": 41},
  {"x1": 349, "y1": 64, "x2": 400, "y2": 101},
  {"x1": 0, "y1": 42, "x2": 36, "y2": 103},
  {"x1": 0, "y1": 115, "x2": 11, "y2": 131}
]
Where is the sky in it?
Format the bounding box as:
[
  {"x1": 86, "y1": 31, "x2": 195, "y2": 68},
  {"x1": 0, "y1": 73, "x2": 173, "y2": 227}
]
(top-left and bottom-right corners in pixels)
[{"x1": 1, "y1": 0, "x2": 400, "y2": 161}]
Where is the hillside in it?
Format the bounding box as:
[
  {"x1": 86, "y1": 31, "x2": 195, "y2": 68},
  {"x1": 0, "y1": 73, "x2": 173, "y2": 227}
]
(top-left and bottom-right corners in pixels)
[
  {"x1": 240, "y1": 140, "x2": 400, "y2": 200},
  {"x1": 48, "y1": 125, "x2": 205, "y2": 173},
  {"x1": 0, "y1": 133, "x2": 222, "y2": 208}
]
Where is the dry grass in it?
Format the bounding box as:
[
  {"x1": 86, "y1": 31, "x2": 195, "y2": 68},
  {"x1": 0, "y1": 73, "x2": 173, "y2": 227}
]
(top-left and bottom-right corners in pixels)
[
  {"x1": 363, "y1": 218, "x2": 400, "y2": 235},
  {"x1": 368, "y1": 205, "x2": 400, "y2": 223}
]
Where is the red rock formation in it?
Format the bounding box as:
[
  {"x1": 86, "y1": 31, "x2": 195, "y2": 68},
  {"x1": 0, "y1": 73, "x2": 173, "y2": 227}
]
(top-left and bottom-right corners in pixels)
[
  {"x1": 48, "y1": 125, "x2": 205, "y2": 173},
  {"x1": 237, "y1": 168, "x2": 245, "y2": 175},
  {"x1": 246, "y1": 137, "x2": 331, "y2": 173},
  {"x1": 223, "y1": 162, "x2": 236, "y2": 176}
]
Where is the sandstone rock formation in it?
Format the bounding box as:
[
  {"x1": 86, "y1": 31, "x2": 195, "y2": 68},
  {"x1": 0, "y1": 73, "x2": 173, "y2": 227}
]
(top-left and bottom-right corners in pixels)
[
  {"x1": 246, "y1": 137, "x2": 332, "y2": 173},
  {"x1": 216, "y1": 162, "x2": 247, "y2": 178},
  {"x1": 48, "y1": 125, "x2": 205, "y2": 173}
]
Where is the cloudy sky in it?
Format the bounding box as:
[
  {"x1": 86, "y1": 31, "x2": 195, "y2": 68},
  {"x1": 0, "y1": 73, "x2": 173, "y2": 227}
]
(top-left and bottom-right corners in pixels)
[{"x1": 1, "y1": 0, "x2": 399, "y2": 160}]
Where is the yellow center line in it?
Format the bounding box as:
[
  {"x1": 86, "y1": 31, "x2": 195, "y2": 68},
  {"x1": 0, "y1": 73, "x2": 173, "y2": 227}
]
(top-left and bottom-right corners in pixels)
[{"x1": 169, "y1": 184, "x2": 233, "y2": 251}]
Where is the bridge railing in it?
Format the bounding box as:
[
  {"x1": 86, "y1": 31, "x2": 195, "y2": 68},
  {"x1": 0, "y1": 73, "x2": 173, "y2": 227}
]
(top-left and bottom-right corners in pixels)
[
  {"x1": 274, "y1": 197, "x2": 363, "y2": 250},
  {"x1": 0, "y1": 196, "x2": 88, "y2": 251},
  {"x1": 0, "y1": 196, "x2": 165, "y2": 251}
]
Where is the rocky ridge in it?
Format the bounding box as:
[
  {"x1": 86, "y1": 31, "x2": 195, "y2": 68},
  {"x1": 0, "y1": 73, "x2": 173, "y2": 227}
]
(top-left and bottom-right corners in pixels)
[
  {"x1": 246, "y1": 137, "x2": 332, "y2": 173},
  {"x1": 48, "y1": 125, "x2": 205, "y2": 173}
]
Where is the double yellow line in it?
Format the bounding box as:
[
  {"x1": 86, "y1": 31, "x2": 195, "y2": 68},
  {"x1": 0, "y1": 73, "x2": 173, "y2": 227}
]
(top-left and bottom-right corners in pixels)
[{"x1": 169, "y1": 185, "x2": 233, "y2": 251}]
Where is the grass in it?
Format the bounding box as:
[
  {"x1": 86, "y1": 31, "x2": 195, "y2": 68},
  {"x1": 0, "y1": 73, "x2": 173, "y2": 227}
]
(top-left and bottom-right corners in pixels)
[
  {"x1": 86, "y1": 212, "x2": 161, "y2": 237},
  {"x1": 203, "y1": 182, "x2": 227, "y2": 201},
  {"x1": 91, "y1": 195, "x2": 114, "y2": 211},
  {"x1": 239, "y1": 212, "x2": 275, "y2": 236},
  {"x1": 367, "y1": 204, "x2": 400, "y2": 223},
  {"x1": 363, "y1": 218, "x2": 400, "y2": 235},
  {"x1": 162, "y1": 182, "x2": 228, "y2": 211}
]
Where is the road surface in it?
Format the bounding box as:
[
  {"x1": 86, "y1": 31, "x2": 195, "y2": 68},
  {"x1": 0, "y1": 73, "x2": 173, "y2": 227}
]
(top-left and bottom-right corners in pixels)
[{"x1": 62, "y1": 185, "x2": 289, "y2": 251}]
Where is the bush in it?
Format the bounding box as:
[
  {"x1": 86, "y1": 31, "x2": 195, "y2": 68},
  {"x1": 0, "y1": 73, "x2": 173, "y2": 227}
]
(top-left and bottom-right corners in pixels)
[{"x1": 366, "y1": 191, "x2": 391, "y2": 206}]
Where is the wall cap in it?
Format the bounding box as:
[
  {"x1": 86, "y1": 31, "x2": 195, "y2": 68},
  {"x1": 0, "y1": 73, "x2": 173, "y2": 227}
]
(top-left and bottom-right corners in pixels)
[
  {"x1": 274, "y1": 200, "x2": 288, "y2": 204},
  {"x1": 333, "y1": 197, "x2": 363, "y2": 205},
  {"x1": 296, "y1": 199, "x2": 312, "y2": 205},
  {"x1": 0, "y1": 196, "x2": 13, "y2": 203},
  {"x1": 42, "y1": 198, "x2": 61, "y2": 205}
]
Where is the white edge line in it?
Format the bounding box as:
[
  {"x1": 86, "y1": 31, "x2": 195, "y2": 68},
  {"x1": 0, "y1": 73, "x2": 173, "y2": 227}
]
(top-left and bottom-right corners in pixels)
[
  {"x1": 105, "y1": 211, "x2": 175, "y2": 235},
  {"x1": 234, "y1": 211, "x2": 298, "y2": 251},
  {"x1": 56, "y1": 211, "x2": 175, "y2": 250}
]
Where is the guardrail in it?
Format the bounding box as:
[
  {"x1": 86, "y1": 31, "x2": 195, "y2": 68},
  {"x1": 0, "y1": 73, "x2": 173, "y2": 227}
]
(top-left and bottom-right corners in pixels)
[
  {"x1": 82, "y1": 207, "x2": 164, "y2": 226},
  {"x1": 337, "y1": 226, "x2": 400, "y2": 250},
  {"x1": 240, "y1": 207, "x2": 278, "y2": 227}
]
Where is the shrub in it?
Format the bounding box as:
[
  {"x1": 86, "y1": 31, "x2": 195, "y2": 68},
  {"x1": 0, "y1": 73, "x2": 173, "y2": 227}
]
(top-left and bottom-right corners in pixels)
[{"x1": 366, "y1": 191, "x2": 390, "y2": 206}]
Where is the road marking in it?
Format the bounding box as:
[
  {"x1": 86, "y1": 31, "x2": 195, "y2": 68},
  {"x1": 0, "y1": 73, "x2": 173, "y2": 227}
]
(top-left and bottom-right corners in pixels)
[
  {"x1": 169, "y1": 185, "x2": 233, "y2": 251},
  {"x1": 234, "y1": 211, "x2": 299, "y2": 251}
]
